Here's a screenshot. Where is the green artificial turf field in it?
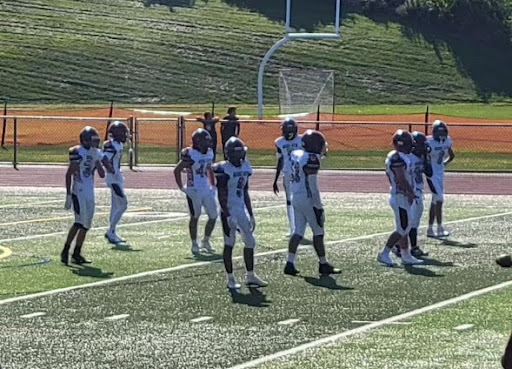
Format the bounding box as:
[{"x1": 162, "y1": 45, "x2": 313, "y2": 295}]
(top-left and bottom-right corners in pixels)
[{"x1": 1, "y1": 187, "x2": 512, "y2": 368}]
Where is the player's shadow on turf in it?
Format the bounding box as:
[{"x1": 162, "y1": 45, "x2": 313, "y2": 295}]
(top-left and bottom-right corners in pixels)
[
  {"x1": 230, "y1": 288, "x2": 272, "y2": 307},
  {"x1": 404, "y1": 265, "x2": 444, "y2": 278},
  {"x1": 440, "y1": 239, "x2": 478, "y2": 248},
  {"x1": 188, "y1": 253, "x2": 222, "y2": 261},
  {"x1": 420, "y1": 257, "x2": 455, "y2": 267},
  {"x1": 304, "y1": 275, "x2": 354, "y2": 291},
  {"x1": 70, "y1": 265, "x2": 114, "y2": 279},
  {"x1": 111, "y1": 243, "x2": 142, "y2": 252},
  {"x1": 299, "y1": 238, "x2": 313, "y2": 246}
]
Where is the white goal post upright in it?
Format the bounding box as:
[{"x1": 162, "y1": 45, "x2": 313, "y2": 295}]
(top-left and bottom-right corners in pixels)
[{"x1": 257, "y1": 0, "x2": 341, "y2": 118}]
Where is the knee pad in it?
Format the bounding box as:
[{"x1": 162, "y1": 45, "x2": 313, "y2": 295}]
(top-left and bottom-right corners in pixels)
[{"x1": 243, "y1": 234, "x2": 256, "y2": 249}]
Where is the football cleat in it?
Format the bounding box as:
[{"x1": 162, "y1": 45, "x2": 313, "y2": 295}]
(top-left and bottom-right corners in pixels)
[
  {"x1": 284, "y1": 262, "x2": 300, "y2": 276},
  {"x1": 411, "y1": 247, "x2": 429, "y2": 258},
  {"x1": 245, "y1": 274, "x2": 268, "y2": 288},
  {"x1": 319, "y1": 262, "x2": 341, "y2": 275},
  {"x1": 392, "y1": 246, "x2": 402, "y2": 258},
  {"x1": 401, "y1": 254, "x2": 424, "y2": 265},
  {"x1": 496, "y1": 254, "x2": 512, "y2": 268},
  {"x1": 377, "y1": 252, "x2": 395, "y2": 267},
  {"x1": 72, "y1": 254, "x2": 91, "y2": 265},
  {"x1": 60, "y1": 250, "x2": 69, "y2": 265},
  {"x1": 201, "y1": 239, "x2": 215, "y2": 253},
  {"x1": 191, "y1": 242, "x2": 201, "y2": 255},
  {"x1": 426, "y1": 227, "x2": 436, "y2": 238},
  {"x1": 227, "y1": 279, "x2": 241, "y2": 290},
  {"x1": 105, "y1": 232, "x2": 123, "y2": 245},
  {"x1": 437, "y1": 226, "x2": 450, "y2": 238}
]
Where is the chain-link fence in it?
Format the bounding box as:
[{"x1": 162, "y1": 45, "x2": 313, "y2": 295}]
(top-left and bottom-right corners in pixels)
[{"x1": 1, "y1": 116, "x2": 512, "y2": 171}]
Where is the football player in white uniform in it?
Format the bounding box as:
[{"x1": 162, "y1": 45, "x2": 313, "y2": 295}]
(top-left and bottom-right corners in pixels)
[
  {"x1": 213, "y1": 137, "x2": 267, "y2": 289},
  {"x1": 378, "y1": 130, "x2": 424, "y2": 266},
  {"x1": 283, "y1": 130, "x2": 341, "y2": 276},
  {"x1": 174, "y1": 129, "x2": 218, "y2": 255},
  {"x1": 273, "y1": 118, "x2": 303, "y2": 236},
  {"x1": 102, "y1": 121, "x2": 129, "y2": 244},
  {"x1": 61, "y1": 126, "x2": 104, "y2": 265},
  {"x1": 426, "y1": 120, "x2": 455, "y2": 238}
]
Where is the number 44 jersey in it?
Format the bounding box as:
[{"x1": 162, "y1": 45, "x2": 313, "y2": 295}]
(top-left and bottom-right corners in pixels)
[
  {"x1": 181, "y1": 147, "x2": 214, "y2": 191},
  {"x1": 213, "y1": 160, "x2": 253, "y2": 211},
  {"x1": 427, "y1": 136, "x2": 452, "y2": 177}
]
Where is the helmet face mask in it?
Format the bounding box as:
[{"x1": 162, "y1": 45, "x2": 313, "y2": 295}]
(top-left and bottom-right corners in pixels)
[
  {"x1": 80, "y1": 126, "x2": 100, "y2": 149},
  {"x1": 412, "y1": 131, "x2": 428, "y2": 157},
  {"x1": 432, "y1": 120, "x2": 448, "y2": 142},
  {"x1": 301, "y1": 129, "x2": 327, "y2": 156},
  {"x1": 108, "y1": 121, "x2": 129, "y2": 143},
  {"x1": 225, "y1": 137, "x2": 247, "y2": 167},
  {"x1": 393, "y1": 129, "x2": 413, "y2": 154},
  {"x1": 192, "y1": 128, "x2": 212, "y2": 154},
  {"x1": 281, "y1": 118, "x2": 298, "y2": 141}
]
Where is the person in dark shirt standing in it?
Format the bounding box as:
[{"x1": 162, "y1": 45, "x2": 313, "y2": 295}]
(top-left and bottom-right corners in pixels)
[
  {"x1": 197, "y1": 112, "x2": 219, "y2": 162},
  {"x1": 221, "y1": 107, "x2": 240, "y2": 158}
]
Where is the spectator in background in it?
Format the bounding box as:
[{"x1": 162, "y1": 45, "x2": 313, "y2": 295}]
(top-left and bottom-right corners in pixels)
[
  {"x1": 197, "y1": 112, "x2": 219, "y2": 162},
  {"x1": 221, "y1": 107, "x2": 240, "y2": 158}
]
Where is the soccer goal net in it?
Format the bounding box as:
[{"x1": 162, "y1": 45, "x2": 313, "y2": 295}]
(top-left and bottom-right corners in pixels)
[{"x1": 278, "y1": 69, "x2": 335, "y2": 118}]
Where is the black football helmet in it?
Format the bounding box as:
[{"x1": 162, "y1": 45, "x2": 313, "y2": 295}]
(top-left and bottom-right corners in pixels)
[
  {"x1": 392, "y1": 129, "x2": 413, "y2": 154},
  {"x1": 192, "y1": 128, "x2": 212, "y2": 154},
  {"x1": 225, "y1": 137, "x2": 247, "y2": 167},
  {"x1": 79, "y1": 126, "x2": 100, "y2": 149},
  {"x1": 301, "y1": 130, "x2": 327, "y2": 156},
  {"x1": 108, "y1": 121, "x2": 129, "y2": 143},
  {"x1": 432, "y1": 120, "x2": 448, "y2": 142},
  {"x1": 412, "y1": 131, "x2": 428, "y2": 157},
  {"x1": 281, "y1": 118, "x2": 298, "y2": 141}
]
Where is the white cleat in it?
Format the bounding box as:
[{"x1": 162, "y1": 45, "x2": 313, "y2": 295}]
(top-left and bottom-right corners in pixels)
[
  {"x1": 437, "y1": 226, "x2": 450, "y2": 238},
  {"x1": 402, "y1": 254, "x2": 424, "y2": 265},
  {"x1": 227, "y1": 279, "x2": 241, "y2": 290},
  {"x1": 201, "y1": 239, "x2": 215, "y2": 253},
  {"x1": 426, "y1": 227, "x2": 436, "y2": 238},
  {"x1": 245, "y1": 274, "x2": 268, "y2": 288},
  {"x1": 105, "y1": 232, "x2": 123, "y2": 244},
  {"x1": 377, "y1": 252, "x2": 395, "y2": 267},
  {"x1": 191, "y1": 242, "x2": 201, "y2": 255}
]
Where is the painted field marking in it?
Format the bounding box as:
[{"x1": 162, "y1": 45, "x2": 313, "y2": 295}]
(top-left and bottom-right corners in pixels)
[
  {"x1": 228, "y1": 281, "x2": 512, "y2": 369},
  {"x1": 453, "y1": 324, "x2": 474, "y2": 331},
  {"x1": 0, "y1": 207, "x2": 153, "y2": 227},
  {"x1": 190, "y1": 316, "x2": 213, "y2": 323},
  {"x1": 0, "y1": 200, "x2": 62, "y2": 209},
  {"x1": 277, "y1": 319, "x2": 301, "y2": 326},
  {"x1": 20, "y1": 312, "x2": 46, "y2": 319},
  {"x1": 352, "y1": 320, "x2": 411, "y2": 326},
  {"x1": 0, "y1": 246, "x2": 12, "y2": 260},
  {"x1": 104, "y1": 314, "x2": 130, "y2": 321},
  {"x1": 0, "y1": 209, "x2": 510, "y2": 308}
]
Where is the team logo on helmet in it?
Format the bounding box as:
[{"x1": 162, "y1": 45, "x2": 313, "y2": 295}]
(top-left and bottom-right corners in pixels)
[
  {"x1": 224, "y1": 137, "x2": 247, "y2": 167},
  {"x1": 393, "y1": 129, "x2": 413, "y2": 154},
  {"x1": 281, "y1": 118, "x2": 298, "y2": 141},
  {"x1": 192, "y1": 128, "x2": 212, "y2": 154},
  {"x1": 80, "y1": 126, "x2": 100, "y2": 149},
  {"x1": 432, "y1": 120, "x2": 448, "y2": 142},
  {"x1": 108, "y1": 121, "x2": 129, "y2": 143},
  {"x1": 412, "y1": 131, "x2": 428, "y2": 157},
  {"x1": 301, "y1": 130, "x2": 327, "y2": 156}
]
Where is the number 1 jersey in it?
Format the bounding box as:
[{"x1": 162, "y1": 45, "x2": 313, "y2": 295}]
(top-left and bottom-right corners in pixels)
[{"x1": 213, "y1": 160, "x2": 253, "y2": 211}]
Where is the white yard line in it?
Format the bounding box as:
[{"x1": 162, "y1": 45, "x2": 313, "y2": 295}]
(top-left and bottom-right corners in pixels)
[
  {"x1": 228, "y1": 281, "x2": 512, "y2": 369},
  {"x1": 20, "y1": 312, "x2": 46, "y2": 319},
  {"x1": 104, "y1": 314, "x2": 130, "y2": 321},
  {"x1": 352, "y1": 320, "x2": 411, "y2": 325},
  {"x1": 190, "y1": 316, "x2": 213, "y2": 323},
  {"x1": 0, "y1": 200, "x2": 62, "y2": 209},
  {"x1": 0, "y1": 209, "x2": 510, "y2": 307},
  {"x1": 453, "y1": 324, "x2": 474, "y2": 331},
  {"x1": 277, "y1": 319, "x2": 301, "y2": 326}
]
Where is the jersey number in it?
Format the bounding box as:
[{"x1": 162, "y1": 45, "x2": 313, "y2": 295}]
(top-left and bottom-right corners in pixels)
[
  {"x1": 437, "y1": 150, "x2": 445, "y2": 165},
  {"x1": 291, "y1": 162, "x2": 301, "y2": 183},
  {"x1": 236, "y1": 177, "x2": 245, "y2": 198},
  {"x1": 83, "y1": 155, "x2": 94, "y2": 178},
  {"x1": 195, "y1": 163, "x2": 207, "y2": 177}
]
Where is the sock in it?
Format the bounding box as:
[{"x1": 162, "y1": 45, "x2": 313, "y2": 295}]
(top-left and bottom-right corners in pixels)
[
  {"x1": 227, "y1": 273, "x2": 235, "y2": 281},
  {"x1": 192, "y1": 239, "x2": 197, "y2": 245},
  {"x1": 287, "y1": 253, "x2": 296, "y2": 264},
  {"x1": 203, "y1": 236, "x2": 210, "y2": 242},
  {"x1": 319, "y1": 256, "x2": 327, "y2": 264},
  {"x1": 402, "y1": 248, "x2": 412, "y2": 259},
  {"x1": 246, "y1": 271, "x2": 255, "y2": 278},
  {"x1": 381, "y1": 246, "x2": 392, "y2": 256},
  {"x1": 287, "y1": 205, "x2": 295, "y2": 234},
  {"x1": 62, "y1": 244, "x2": 71, "y2": 253}
]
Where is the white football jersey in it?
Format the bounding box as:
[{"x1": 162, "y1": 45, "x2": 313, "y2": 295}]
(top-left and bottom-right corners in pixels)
[
  {"x1": 69, "y1": 145, "x2": 102, "y2": 195},
  {"x1": 385, "y1": 150, "x2": 413, "y2": 196},
  {"x1": 289, "y1": 149, "x2": 322, "y2": 207},
  {"x1": 181, "y1": 147, "x2": 214, "y2": 191},
  {"x1": 407, "y1": 153, "x2": 426, "y2": 195},
  {"x1": 103, "y1": 140, "x2": 124, "y2": 184},
  {"x1": 275, "y1": 135, "x2": 303, "y2": 174},
  {"x1": 427, "y1": 136, "x2": 452, "y2": 177},
  {"x1": 213, "y1": 160, "x2": 253, "y2": 211}
]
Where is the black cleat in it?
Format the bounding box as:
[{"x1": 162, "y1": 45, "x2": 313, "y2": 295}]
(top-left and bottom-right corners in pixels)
[
  {"x1": 411, "y1": 247, "x2": 429, "y2": 258},
  {"x1": 319, "y1": 262, "x2": 341, "y2": 275},
  {"x1": 60, "y1": 250, "x2": 69, "y2": 265},
  {"x1": 392, "y1": 246, "x2": 401, "y2": 258},
  {"x1": 72, "y1": 254, "x2": 92, "y2": 265},
  {"x1": 284, "y1": 262, "x2": 300, "y2": 276}
]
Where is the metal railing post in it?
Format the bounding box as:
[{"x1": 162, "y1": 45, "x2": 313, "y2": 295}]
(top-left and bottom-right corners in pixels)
[
  {"x1": 128, "y1": 116, "x2": 134, "y2": 170},
  {"x1": 134, "y1": 117, "x2": 140, "y2": 166},
  {"x1": 13, "y1": 118, "x2": 17, "y2": 169}
]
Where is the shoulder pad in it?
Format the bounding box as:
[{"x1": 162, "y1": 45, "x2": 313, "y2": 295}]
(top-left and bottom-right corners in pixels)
[
  {"x1": 212, "y1": 163, "x2": 225, "y2": 174},
  {"x1": 103, "y1": 140, "x2": 116, "y2": 153},
  {"x1": 69, "y1": 146, "x2": 81, "y2": 163},
  {"x1": 389, "y1": 152, "x2": 406, "y2": 168},
  {"x1": 181, "y1": 148, "x2": 194, "y2": 163}
]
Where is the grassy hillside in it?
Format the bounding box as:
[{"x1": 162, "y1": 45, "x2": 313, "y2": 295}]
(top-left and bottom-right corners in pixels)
[{"x1": 0, "y1": 0, "x2": 510, "y2": 105}]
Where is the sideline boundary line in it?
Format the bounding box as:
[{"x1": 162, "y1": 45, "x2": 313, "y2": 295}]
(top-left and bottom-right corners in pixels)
[{"x1": 1, "y1": 210, "x2": 510, "y2": 306}]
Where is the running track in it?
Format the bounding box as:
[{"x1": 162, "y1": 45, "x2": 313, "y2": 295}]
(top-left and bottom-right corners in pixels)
[{"x1": 0, "y1": 166, "x2": 509, "y2": 195}]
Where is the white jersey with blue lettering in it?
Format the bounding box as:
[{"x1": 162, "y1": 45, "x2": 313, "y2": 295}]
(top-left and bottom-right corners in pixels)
[
  {"x1": 427, "y1": 136, "x2": 452, "y2": 177},
  {"x1": 213, "y1": 160, "x2": 252, "y2": 211},
  {"x1": 407, "y1": 153, "x2": 427, "y2": 195},
  {"x1": 385, "y1": 150, "x2": 413, "y2": 197},
  {"x1": 181, "y1": 147, "x2": 214, "y2": 191},
  {"x1": 103, "y1": 140, "x2": 124, "y2": 185},
  {"x1": 289, "y1": 149, "x2": 322, "y2": 207},
  {"x1": 275, "y1": 136, "x2": 303, "y2": 175},
  {"x1": 69, "y1": 145, "x2": 102, "y2": 196}
]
